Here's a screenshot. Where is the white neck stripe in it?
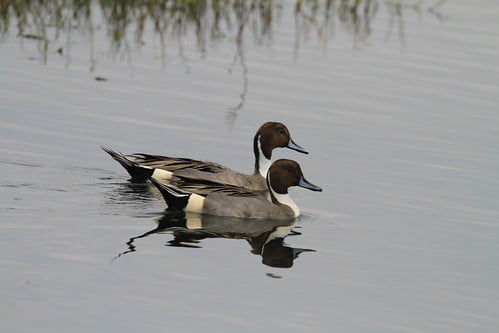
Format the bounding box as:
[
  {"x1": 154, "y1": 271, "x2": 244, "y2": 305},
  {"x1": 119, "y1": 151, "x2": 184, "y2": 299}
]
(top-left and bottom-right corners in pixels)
[
  {"x1": 257, "y1": 137, "x2": 271, "y2": 177},
  {"x1": 268, "y1": 174, "x2": 300, "y2": 217}
]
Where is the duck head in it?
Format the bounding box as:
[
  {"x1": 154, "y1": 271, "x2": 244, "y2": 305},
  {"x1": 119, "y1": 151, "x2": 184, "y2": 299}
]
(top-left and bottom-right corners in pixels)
[
  {"x1": 254, "y1": 122, "x2": 308, "y2": 176},
  {"x1": 267, "y1": 159, "x2": 322, "y2": 195}
]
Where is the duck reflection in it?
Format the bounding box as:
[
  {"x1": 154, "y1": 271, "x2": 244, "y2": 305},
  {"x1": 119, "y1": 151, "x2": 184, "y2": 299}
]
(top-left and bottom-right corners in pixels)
[{"x1": 115, "y1": 210, "x2": 315, "y2": 268}]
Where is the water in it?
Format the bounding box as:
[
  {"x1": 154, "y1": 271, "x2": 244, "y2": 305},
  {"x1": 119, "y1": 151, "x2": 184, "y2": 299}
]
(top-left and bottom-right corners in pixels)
[{"x1": 1, "y1": 1, "x2": 498, "y2": 332}]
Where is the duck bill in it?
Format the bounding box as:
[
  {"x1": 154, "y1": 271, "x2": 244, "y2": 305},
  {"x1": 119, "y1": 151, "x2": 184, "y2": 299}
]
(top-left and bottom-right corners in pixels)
[
  {"x1": 292, "y1": 248, "x2": 316, "y2": 259},
  {"x1": 287, "y1": 138, "x2": 309, "y2": 154},
  {"x1": 298, "y1": 177, "x2": 322, "y2": 192}
]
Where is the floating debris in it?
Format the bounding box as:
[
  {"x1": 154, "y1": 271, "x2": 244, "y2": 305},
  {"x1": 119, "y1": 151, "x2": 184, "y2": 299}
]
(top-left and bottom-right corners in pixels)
[
  {"x1": 266, "y1": 273, "x2": 283, "y2": 279},
  {"x1": 21, "y1": 34, "x2": 48, "y2": 41}
]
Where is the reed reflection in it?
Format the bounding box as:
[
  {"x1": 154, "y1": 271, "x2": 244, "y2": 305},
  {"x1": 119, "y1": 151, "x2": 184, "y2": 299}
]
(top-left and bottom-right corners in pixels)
[
  {"x1": 1, "y1": 0, "x2": 445, "y2": 122},
  {"x1": 0, "y1": 0, "x2": 447, "y2": 65},
  {"x1": 114, "y1": 210, "x2": 315, "y2": 269},
  {"x1": 384, "y1": 0, "x2": 447, "y2": 49},
  {"x1": 293, "y1": 0, "x2": 378, "y2": 55}
]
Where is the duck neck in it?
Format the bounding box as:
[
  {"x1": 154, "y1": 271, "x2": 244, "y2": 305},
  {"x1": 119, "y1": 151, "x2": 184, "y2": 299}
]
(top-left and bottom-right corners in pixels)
[
  {"x1": 254, "y1": 134, "x2": 271, "y2": 177},
  {"x1": 267, "y1": 175, "x2": 300, "y2": 217}
]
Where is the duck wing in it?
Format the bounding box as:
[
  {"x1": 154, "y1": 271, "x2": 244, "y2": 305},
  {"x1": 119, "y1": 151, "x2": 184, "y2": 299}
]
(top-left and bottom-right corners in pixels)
[
  {"x1": 129, "y1": 153, "x2": 264, "y2": 189},
  {"x1": 128, "y1": 154, "x2": 228, "y2": 173},
  {"x1": 169, "y1": 176, "x2": 263, "y2": 198}
]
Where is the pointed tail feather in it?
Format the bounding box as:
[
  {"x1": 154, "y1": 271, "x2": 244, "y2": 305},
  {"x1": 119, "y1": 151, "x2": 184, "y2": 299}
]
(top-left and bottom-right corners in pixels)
[
  {"x1": 150, "y1": 178, "x2": 190, "y2": 210},
  {"x1": 101, "y1": 146, "x2": 154, "y2": 182}
]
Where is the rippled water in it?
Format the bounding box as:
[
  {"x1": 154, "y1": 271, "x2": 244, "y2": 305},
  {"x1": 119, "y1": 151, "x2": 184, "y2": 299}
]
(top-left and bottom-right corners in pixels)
[{"x1": 1, "y1": 1, "x2": 498, "y2": 332}]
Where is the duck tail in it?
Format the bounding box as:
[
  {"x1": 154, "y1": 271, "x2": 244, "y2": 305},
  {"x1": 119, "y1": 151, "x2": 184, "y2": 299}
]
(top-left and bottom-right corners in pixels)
[
  {"x1": 101, "y1": 146, "x2": 154, "y2": 182},
  {"x1": 150, "y1": 178, "x2": 190, "y2": 210}
]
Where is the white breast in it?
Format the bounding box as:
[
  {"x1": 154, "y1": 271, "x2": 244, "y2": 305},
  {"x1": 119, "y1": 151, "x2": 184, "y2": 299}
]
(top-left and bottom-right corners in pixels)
[{"x1": 269, "y1": 187, "x2": 300, "y2": 217}]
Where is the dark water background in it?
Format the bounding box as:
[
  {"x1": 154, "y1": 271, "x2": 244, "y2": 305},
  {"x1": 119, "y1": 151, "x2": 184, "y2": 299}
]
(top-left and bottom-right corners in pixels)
[{"x1": 1, "y1": 1, "x2": 498, "y2": 332}]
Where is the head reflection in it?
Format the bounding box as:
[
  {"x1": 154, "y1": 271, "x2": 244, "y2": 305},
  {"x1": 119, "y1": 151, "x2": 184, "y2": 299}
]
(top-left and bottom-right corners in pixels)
[{"x1": 114, "y1": 210, "x2": 315, "y2": 268}]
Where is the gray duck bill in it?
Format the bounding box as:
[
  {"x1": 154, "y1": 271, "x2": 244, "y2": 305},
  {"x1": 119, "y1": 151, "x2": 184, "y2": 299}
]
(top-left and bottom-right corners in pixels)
[
  {"x1": 287, "y1": 138, "x2": 309, "y2": 154},
  {"x1": 298, "y1": 177, "x2": 322, "y2": 192}
]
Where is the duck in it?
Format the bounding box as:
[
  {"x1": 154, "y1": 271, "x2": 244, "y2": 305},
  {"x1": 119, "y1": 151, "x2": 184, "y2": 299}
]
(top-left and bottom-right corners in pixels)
[
  {"x1": 150, "y1": 159, "x2": 322, "y2": 220},
  {"x1": 102, "y1": 122, "x2": 308, "y2": 191}
]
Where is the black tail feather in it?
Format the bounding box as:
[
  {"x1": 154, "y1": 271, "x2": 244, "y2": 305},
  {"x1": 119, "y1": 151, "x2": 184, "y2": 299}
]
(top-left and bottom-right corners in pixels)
[
  {"x1": 150, "y1": 178, "x2": 190, "y2": 210},
  {"x1": 101, "y1": 146, "x2": 154, "y2": 182}
]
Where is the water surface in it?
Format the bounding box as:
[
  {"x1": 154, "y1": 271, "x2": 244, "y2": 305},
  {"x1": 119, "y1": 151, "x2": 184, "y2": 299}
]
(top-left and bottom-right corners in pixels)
[{"x1": 1, "y1": 1, "x2": 498, "y2": 332}]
